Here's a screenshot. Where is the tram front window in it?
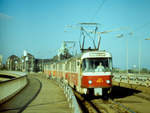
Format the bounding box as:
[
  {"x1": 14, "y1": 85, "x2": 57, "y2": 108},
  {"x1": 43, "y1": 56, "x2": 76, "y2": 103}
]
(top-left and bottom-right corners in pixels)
[{"x1": 82, "y1": 58, "x2": 112, "y2": 72}]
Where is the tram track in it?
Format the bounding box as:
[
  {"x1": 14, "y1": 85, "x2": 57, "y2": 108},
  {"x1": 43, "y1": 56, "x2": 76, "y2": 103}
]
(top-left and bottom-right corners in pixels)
[
  {"x1": 133, "y1": 93, "x2": 150, "y2": 102},
  {"x1": 74, "y1": 91, "x2": 98, "y2": 113},
  {"x1": 74, "y1": 90, "x2": 137, "y2": 113},
  {"x1": 90, "y1": 98, "x2": 137, "y2": 113}
]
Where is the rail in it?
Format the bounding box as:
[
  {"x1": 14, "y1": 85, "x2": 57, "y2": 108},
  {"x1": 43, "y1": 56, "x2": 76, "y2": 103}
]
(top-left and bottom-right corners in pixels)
[{"x1": 0, "y1": 71, "x2": 28, "y2": 104}]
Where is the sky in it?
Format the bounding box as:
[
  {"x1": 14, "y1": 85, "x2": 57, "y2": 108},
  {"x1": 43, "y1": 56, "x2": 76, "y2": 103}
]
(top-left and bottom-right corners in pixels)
[{"x1": 0, "y1": 0, "x2": 150, "y2": 69}]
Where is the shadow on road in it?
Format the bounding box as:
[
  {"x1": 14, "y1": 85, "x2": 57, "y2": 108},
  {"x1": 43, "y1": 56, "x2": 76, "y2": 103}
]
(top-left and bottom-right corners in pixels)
[{"x1": 110, "y1": 85, "x2": 141, "y2": 99}]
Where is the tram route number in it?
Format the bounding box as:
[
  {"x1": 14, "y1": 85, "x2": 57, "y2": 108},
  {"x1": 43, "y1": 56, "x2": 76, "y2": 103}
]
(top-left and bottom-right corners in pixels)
[{"x1": 96, "y1": 78, "x2": 104, "y2": 83}]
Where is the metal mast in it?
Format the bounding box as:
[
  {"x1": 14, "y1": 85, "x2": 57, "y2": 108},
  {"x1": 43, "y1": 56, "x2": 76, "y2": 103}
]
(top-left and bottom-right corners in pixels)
[{"x1": 79, "y1": 23, "x2": 101, "y2": 53}]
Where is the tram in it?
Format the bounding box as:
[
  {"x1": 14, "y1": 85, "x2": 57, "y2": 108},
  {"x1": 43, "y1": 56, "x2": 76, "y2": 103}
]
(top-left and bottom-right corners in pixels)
[{"x1": 44, "y1": 23, "x2": 113, "y2": 96}]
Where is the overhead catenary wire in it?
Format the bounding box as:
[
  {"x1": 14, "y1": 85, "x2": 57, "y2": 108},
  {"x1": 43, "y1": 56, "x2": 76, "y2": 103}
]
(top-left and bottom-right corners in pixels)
[{"x1": 90, "y1": 0, "x2": 107, "y2": 22}]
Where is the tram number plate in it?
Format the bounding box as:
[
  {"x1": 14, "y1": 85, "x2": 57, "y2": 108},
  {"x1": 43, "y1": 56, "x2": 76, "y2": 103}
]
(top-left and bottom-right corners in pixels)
[{"x1": 96, "y1": 78, "x2": 103, "y2": 83}]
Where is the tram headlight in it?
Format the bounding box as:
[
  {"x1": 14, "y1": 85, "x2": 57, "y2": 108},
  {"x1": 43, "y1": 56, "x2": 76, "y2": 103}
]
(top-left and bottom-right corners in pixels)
[
  {"x1": 106, "y1": 80, "x2": 111, "y2": 84},
  {"x1": 88, "y1": 80, "x2": 92, "y2": 84}
]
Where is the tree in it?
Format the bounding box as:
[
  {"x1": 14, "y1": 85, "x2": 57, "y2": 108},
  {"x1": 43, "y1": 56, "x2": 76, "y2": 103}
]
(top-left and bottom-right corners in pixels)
[{"x1": 141, "y1": 68, "x2": 149, "y2": 74}]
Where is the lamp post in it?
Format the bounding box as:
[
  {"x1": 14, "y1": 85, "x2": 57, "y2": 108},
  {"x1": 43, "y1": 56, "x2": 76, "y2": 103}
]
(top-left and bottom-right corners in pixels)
[
  {"x1": 138, "y1": 38, "x2": 150, "y2": 75},
  {"x1": 116, "y1": 32, "x2": 133, "y2": 74},
  {"x1": 126, "y1": 39, "x2": 128, "y2": 74},
  {"x1": 138, "y1": 39, "x2": 141, "y2": 75}
]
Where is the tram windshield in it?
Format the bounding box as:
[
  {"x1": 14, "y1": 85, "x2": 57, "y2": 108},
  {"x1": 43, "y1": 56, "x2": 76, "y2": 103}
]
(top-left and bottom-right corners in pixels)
[{"x1": 82, "y1": 58, "x2": 112, "y2": 72}]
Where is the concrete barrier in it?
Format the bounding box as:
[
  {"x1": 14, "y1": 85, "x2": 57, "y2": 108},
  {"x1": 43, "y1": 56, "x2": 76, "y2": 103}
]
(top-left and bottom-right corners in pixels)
[
  {"x1": 0, "y1": 71, "x2": 27, "y2": 78},
  {"x1": 0, "y1": 71, "x2": 28, "y2": 104}
]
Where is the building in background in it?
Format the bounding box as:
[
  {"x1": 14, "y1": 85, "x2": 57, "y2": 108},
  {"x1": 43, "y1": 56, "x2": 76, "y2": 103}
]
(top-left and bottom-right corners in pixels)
[
  {"x1": 5, "y1": 50, "x2": 51, "y2": 72},
  {"x1": 6, "y1": 55, "x2": 21, "y2": 71},
  {"x1": 34, "y1": 59, "x2": 50, "y2": 72},
  {"x1": 21, "y1": 52, "x2": 35, "y2": 72},
  {"x1": 6, "y1": 51, "x2": 35, "y2": 72},
  {"x1": 57, "y1": 41, "x2": 72, "y2": 60}
]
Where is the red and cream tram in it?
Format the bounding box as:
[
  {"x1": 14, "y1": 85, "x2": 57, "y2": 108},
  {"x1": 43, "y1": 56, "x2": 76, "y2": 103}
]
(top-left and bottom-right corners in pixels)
[{"x1": 44, "y1": 50, "x2": 113, "y2": 96}]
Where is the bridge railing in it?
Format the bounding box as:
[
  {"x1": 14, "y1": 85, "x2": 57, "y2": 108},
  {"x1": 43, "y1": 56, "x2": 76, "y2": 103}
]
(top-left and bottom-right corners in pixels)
[
  {"x1": 113, "y1": 73, "x2": 150, "y2": 87},
  {"x1": 48, "y1": 76, "x2": 81, "y2": 113},
  {"x1": 0, "y1": 71, "x2": 28, "y2": 104}
]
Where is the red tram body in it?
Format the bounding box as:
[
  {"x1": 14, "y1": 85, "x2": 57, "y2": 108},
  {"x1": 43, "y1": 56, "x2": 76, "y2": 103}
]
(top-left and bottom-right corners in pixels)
[{"x1": 44, "y1": 50, "x2": 113, "y2": 96}]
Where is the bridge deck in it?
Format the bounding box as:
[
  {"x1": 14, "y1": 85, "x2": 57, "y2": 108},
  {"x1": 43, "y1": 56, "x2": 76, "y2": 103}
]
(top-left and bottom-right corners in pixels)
[
  {"x1": 0, "y1": 73, "x2": 71, "y2": 113},
  {"x1": 23, "y1": 73, "x2": 71, "y2": 113}
]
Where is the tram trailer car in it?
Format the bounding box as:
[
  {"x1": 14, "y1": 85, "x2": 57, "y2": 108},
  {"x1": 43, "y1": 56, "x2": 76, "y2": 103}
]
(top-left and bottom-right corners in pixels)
[{"x1": 44, "y1": 50, "x2": 113, "y2": 96}]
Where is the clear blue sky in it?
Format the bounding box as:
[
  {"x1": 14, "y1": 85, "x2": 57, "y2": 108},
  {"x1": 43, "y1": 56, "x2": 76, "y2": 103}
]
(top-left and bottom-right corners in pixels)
[{"x1": 0, "y1": 0, "x2": 150, "y2": 69}]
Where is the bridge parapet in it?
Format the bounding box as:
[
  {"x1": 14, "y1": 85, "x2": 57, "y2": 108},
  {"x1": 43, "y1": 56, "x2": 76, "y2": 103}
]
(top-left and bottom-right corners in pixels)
[{"x1": 0, "y1": 71, "x2": 28, "y2": 104}]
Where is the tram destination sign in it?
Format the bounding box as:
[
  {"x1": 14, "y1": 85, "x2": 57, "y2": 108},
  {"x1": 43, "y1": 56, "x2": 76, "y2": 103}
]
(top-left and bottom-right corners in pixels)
[{"x1": 89, "y1": 52, "x2": 106, "y2": 57}]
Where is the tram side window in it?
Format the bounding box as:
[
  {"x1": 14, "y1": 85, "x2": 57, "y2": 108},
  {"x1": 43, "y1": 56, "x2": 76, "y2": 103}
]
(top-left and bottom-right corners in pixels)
[
  {"x1": 59, "y1": 63, "x2": 61, "y2": 71},
  {"x1": 67, "y1": 63, "x2": 69, "y2": 71},
  {"x1": 49, "y1": 65, "x2": 50, "y2": 70},
  {"x1": 56, "y1": 64, "x2": 58, "y2": 71},
  {"x1": 71, "y1": 60, "x2": 75, "y2": 73},
  {"x1": 71, "y1": 61, "x2": 73, "y2": 72},
  {"x1": 74, "y1": 60, "x2": 76, "y2": 72},
  {"x1": 60, "y1": 64, "x2": 61, "y2": 71},
  {"x1": 69, "y1": 62, "x2": 71, "y2": 72},
  {"x1": 65, "y1": 61, "x2": 69, "y2": 71},
  {"x1": 65, "y1": 63, "x2": 67, "y2": 71},
  {"x1": 53, "y1": 65, "x2": 55, "y2": 70}
]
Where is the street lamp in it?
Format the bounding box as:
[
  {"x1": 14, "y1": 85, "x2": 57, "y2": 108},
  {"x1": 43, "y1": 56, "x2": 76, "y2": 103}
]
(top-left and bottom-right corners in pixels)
[
  {"x1": 116, "y1": 32, "x2": 133, "y2": 74},
  {"x1": 138, "y1": 38, "x2": 150, "y2": 75},
  {"x1": 138, "y1": 39, "x2": 141, "y2": 75},
  {"x1": 145, "y1": 38, "x2": 150, "y2": 40}
]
